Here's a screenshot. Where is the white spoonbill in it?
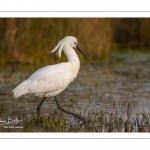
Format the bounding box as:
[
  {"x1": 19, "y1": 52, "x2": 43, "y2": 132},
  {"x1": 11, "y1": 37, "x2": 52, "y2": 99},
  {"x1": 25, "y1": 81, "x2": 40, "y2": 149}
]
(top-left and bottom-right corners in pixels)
[{"x1": 12, "y1": 36, "x2": 97, "y2": 123}]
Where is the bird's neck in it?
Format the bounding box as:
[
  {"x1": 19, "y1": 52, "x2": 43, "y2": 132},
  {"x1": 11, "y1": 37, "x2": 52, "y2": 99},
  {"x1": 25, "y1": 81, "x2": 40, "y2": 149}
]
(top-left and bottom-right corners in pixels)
[{"x1": 63, "y1": 46, "x2": 80, "y2": 78}]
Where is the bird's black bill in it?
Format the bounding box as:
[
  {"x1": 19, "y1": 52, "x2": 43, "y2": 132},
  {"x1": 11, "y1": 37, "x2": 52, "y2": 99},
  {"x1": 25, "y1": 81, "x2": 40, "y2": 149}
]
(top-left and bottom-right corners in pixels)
[{"x1": 76, "y1": 45, "x2": 97, "y2": 70}]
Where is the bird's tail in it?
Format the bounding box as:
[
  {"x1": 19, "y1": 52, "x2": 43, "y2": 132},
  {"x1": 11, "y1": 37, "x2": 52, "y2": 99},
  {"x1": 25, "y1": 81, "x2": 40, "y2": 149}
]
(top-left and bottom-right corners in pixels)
[{"x1": 12, "y1": 80, "x2": 29, "y2": 99}]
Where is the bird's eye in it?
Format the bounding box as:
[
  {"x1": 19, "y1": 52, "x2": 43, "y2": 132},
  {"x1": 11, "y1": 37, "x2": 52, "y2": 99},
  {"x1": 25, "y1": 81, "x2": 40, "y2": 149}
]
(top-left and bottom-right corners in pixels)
[{"x1": 74, "y1": 42, "x2": 77, "y2": 45}]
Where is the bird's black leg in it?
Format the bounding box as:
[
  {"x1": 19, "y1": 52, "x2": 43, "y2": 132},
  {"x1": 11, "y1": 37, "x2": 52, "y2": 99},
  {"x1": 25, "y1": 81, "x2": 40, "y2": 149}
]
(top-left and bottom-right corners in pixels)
[
  {"x1": 37, "y1": 97, "x2": 47, "y2": 117},
  {"x1": 54, "y1": 96, "x2": 86, "y2": 123}
]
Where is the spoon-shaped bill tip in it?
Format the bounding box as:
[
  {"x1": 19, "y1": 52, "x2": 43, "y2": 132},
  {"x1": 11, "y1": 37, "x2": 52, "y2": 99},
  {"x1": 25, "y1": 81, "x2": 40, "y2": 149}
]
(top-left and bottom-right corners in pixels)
[{"x1": 76, "y1": 45, "x2": 97, "y2": 70}]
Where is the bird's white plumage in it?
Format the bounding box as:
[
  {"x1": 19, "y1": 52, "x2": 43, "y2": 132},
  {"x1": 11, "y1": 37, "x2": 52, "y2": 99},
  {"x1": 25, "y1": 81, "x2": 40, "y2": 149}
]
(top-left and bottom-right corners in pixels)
[{"x1": 12, "y1": 36, "x2": 80, "y2": 99}]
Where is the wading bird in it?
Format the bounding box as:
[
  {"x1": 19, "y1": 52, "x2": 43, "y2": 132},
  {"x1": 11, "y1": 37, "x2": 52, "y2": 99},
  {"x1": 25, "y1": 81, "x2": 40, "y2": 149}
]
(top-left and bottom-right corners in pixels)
[{"x1": 12, "y1": 36, "x2": 97, "y2": 123}]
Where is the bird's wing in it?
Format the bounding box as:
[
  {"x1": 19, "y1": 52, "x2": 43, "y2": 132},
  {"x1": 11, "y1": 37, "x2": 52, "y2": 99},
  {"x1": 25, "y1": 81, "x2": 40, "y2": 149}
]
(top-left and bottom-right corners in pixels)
[
  {"x1": 28, "y1": 65, "x2": 73, "y2": 93},
  {"x1": 13, "y1": 64, "x2": 73, "y2": 98}
]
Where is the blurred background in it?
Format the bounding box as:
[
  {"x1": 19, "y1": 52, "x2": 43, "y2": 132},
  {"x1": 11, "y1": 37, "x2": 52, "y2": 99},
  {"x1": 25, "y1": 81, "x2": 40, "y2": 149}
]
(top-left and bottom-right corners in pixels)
[{"x1": 0, "y1": 18, "x2": 150, "y2": 68}]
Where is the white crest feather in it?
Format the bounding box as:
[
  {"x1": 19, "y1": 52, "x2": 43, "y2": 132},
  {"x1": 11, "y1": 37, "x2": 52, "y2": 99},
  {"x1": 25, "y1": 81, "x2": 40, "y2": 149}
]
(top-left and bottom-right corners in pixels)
[{"x1": 51, "y1": 38, "x2": 65, "y2": 58}]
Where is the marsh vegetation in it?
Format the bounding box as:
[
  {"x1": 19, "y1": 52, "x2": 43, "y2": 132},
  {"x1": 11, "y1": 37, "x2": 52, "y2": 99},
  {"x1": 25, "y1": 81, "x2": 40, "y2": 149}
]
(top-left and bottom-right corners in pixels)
[
  {"x1": 1, "y1": 51, "x2": 150, "y2": 132},
  {"x1": 1, "y1": 18, "x2": 150, "y2": 132}
]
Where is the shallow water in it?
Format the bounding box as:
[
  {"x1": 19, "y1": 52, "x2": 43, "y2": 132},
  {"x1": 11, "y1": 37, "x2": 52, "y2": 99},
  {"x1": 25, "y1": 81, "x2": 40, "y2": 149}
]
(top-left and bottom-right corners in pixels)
[{"x1": 1, "y1": 51, "x2": 150, "y2": 131}]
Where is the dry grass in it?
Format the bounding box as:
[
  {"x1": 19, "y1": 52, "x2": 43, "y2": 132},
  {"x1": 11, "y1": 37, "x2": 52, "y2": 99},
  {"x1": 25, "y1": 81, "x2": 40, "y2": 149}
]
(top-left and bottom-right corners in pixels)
[
  {"x1": 0, "y1": 18, "x2": 113, "y2": 67},
  {"x1": 1, "y1": 18, "x2": 150, "y2": 67}
]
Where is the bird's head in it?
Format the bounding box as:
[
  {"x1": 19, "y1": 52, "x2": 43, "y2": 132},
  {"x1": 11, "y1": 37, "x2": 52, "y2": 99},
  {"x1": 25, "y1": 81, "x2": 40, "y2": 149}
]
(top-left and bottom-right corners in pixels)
[
  {"x1": 69, "y1": 36, "x2": 78, "y2": 48},
  {"x1": 51, "y1": 36, "x2": 97, "y2": 70},
  {"x1": 51, "y1": 36, "x2": 78, "y2": 58}
]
